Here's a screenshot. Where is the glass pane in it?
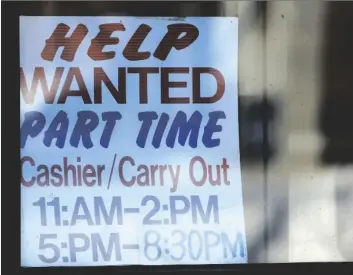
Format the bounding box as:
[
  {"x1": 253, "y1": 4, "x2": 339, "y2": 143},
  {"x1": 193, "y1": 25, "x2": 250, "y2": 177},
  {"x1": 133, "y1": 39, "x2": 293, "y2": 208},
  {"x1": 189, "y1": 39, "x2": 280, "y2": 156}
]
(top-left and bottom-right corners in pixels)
[{"x1": 17, "y1": 1, "x2": 353, "y2": 267}]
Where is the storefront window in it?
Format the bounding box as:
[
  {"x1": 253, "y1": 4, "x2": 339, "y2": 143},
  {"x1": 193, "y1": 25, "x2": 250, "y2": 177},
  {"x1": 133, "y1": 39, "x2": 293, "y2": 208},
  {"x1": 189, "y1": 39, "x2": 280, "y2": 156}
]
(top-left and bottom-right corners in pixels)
[{"x1": 3, "y1": 1, "x2": 353, "y2": 272}]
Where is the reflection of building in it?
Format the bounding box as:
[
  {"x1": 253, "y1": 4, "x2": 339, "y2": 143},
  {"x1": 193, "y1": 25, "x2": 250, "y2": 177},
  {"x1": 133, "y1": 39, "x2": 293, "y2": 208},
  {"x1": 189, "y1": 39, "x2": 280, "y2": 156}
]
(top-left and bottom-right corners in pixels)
[{"x1": 223, "y1": 1, "x2": 353, "y2": 263}]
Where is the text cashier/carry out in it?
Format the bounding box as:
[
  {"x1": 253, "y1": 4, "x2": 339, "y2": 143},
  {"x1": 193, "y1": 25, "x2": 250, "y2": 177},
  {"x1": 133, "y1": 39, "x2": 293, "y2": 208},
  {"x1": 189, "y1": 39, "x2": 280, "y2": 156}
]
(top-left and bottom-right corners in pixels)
[
  {"x1": 21, "y1": 155, "x2": 231, "y2": 192},
  {"x1": 20, "y1": 16, "x2": 247, "y2": 267}
]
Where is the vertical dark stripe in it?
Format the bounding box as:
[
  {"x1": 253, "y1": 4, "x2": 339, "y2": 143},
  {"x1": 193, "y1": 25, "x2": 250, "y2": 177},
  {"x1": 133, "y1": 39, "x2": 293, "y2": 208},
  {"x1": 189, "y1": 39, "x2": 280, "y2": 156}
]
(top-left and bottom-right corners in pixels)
[{"x1": 257, "y1": 1, "x2": 269, "y2": 262}]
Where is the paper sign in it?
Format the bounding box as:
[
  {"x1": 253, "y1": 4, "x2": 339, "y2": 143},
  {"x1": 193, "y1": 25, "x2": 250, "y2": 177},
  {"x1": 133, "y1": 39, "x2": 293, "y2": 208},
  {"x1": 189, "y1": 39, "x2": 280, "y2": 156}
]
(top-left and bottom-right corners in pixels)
[{"x1": 20, "y1": 16, "x2": 247, "y2": 266}]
